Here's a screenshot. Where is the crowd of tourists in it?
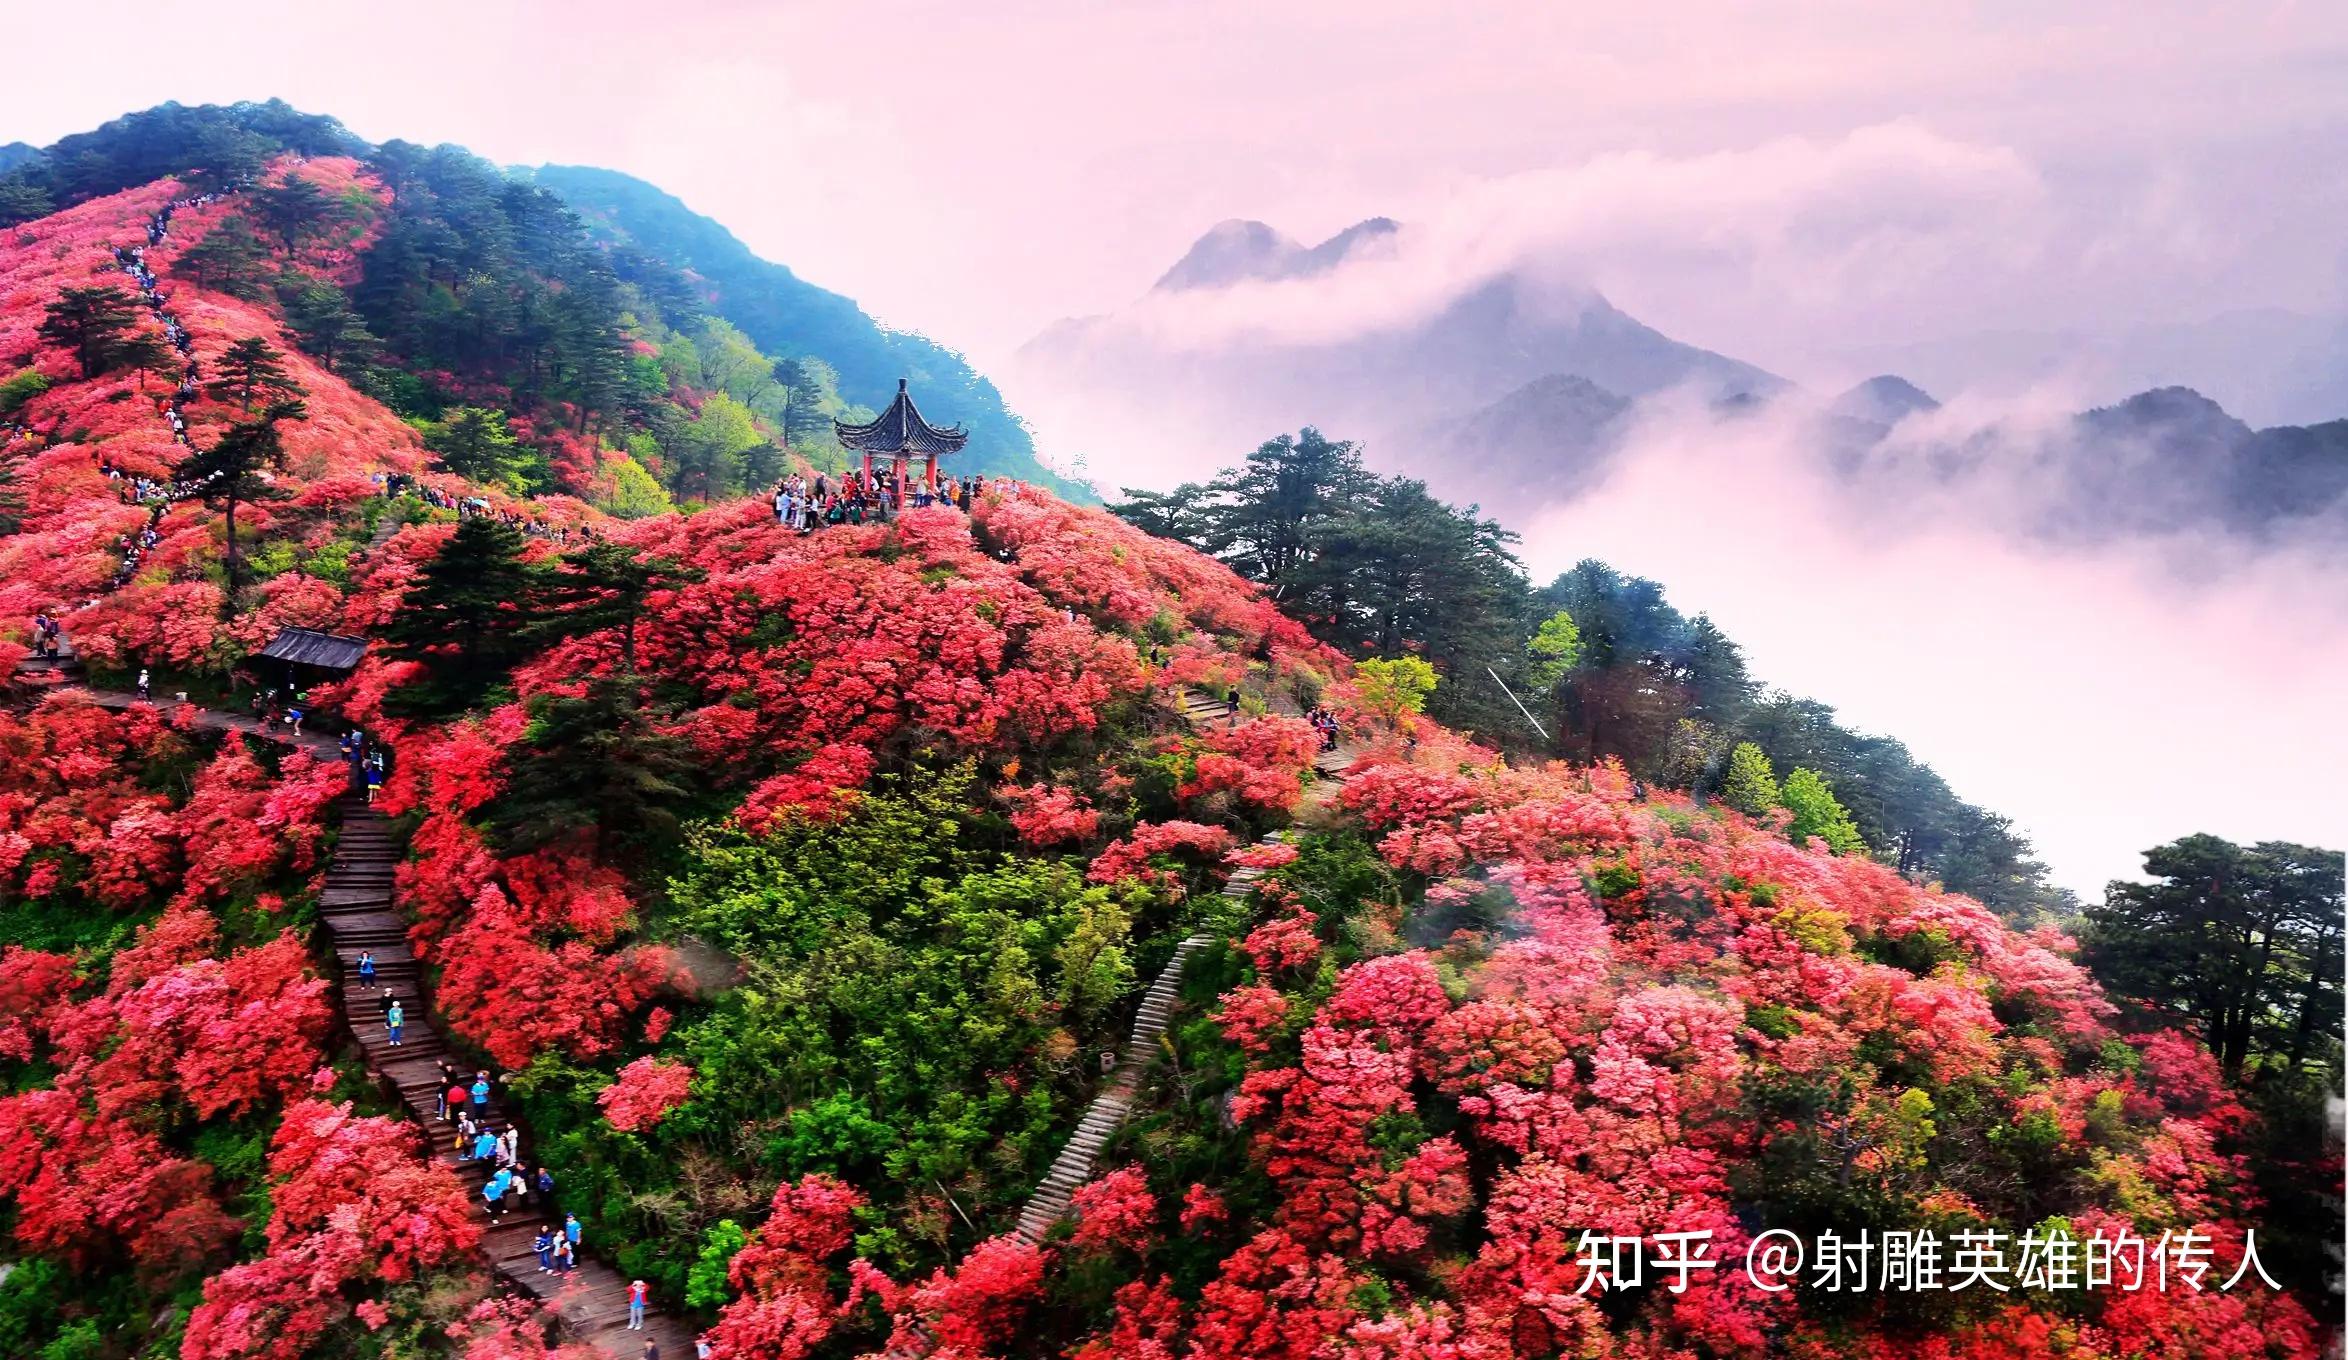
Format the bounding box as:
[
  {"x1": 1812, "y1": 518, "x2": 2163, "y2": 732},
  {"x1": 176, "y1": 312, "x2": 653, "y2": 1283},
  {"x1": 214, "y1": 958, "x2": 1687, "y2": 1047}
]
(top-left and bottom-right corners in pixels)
[
  {"x1": 769, "y1": 467, "x2": 999, "y2": 531},
  {"x1": 346, "y1": 944, "x2": 692, "y2": 1351},
  {"x1": 95, "y1": 194, "x2": 223, "y2": 590}
]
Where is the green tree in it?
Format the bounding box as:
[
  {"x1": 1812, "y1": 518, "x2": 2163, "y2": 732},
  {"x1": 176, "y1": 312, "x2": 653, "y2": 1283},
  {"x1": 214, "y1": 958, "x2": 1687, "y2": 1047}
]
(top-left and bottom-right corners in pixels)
[
  {"x1": 205, "y1": 337, "x2": 305, "y2": 412},
  {"x1": 183, "y1": 124, "x2": 272, "y2": 192},
  {"x1": 37, "y1": 285, "x2": 145, "y2": 379},
  {"x1": 115, "y1": 329, "x2": 176, "y2": 391},
  {"x1": 426, "y1": 407, "x2": 532, "y2": 488},
  {"x1": 252, "y1": 173, "x2": 331, "y2": 253},
  {"x1": 174, "y1": 399, "x2": 306, "y2": 604},
  {"x1": 0, "y1": 368, "x2": 51, "y2": 414},
  {"x1": 1780, "y1": 767, "x2": 1865, "y2": 854},
  {"x1": 598, "y1": 451, "x2": 674, "y2": 518},
  {"x1": 1353, "y1": 655, "x2": 1439, "y2": 723},
  {"x1": 381, "y1": 516, "x2": 539, "y2": 715},
  {"x1": 1526, "y1": 609, "x2": 1583, "y2": 688},
  {"x1": 1114, "y1": 431, "x2": 1530, "y2": 738},
  {"x1": 1331, "y1": 478, "x2": 1528, "y2": 736},
  {"x1": 529, "y1": 540, "x2": 706, "y2": 674},
  {"x1": 176, "y1": 215, "x2": 273, "y2": 299},
  {"x1": 2082, "y1": 835, "x2": 2344, "y2": 1081},
  {"x1": 0, "y1": 178, "x2": 55, "y2": 227},
  {"x1": 670, "y1": 391, "x2": 765, "y2": 501},
  {"x1": 276, "y1": 278, "x2": 379, "y2": 372},
  {"x1": 1719, "y1": 741, "x2": 1781, "y2": 816},
  {"x1": 0, "y1": 453, "x2": 24, "y2": 536},
  {"x1": 1199, "y1": 428, "x2": 1373, "y2": 605},
  {"x1": 685, "y1": 1220, "x2": 748, "y2": 1310},
  {"x1": 489, "y1": 675, "x2": 699, "y2": 857}
]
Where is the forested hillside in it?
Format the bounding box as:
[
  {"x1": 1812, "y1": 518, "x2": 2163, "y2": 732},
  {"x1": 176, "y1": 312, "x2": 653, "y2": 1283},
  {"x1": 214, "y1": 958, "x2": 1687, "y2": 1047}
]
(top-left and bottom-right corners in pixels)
[
  {"x1": 0, "y1": 102, "x2": 1076, "y2": 513},
  {"x1": 523, "y1": 165, "x2": 1085, "y2": 500},
  {"x1": 1113, "y1": 430, "x2": 2073, "y2": 920},
  {"x1": 0, "y1": 105, "x2": 2336, "y2": 1360}
]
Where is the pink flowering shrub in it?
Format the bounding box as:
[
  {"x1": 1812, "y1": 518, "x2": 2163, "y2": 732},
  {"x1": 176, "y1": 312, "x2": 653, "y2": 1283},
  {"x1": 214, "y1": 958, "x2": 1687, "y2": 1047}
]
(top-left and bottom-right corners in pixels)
[{"x1": 598, "y1": 1057, "x2": 696, "y2": 1133}]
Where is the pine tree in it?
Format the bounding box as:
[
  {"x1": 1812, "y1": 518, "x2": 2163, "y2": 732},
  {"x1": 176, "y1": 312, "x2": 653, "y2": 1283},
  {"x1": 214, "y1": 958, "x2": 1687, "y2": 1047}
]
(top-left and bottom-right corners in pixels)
[
  {"x1": 529, "y1": 541, "x2": 706, "y2": 674},
  {"x1": 177, "y1": 216, "x2": 273, "y2": 300},
  {"x1": 382, "y1": 516, "x2": 539, "y2": 716},
  {"x1": 116, "y1": 330, "x2": 177, "y2": 391},
  {"x1": 38, "y1": 285, "x2": 145, "y2": 379},
  {"x1": 2083, "y1": 836, "x2": 2344, "y2": 1080},
  {"x1": 205, "y1": 337, "x2": 306, "y2": 412},
  {"x1": 174, "y1": 400, "x2": 306, "y2": 604},
  {"x1": 252, "y1": 174, "x2": 330, "y2": 253},
  {"x1": 0, "y1": 177, "x2": 54, "y2": 228},
  {"x1": 1780, "y1": 767, "x2": 1865, "y2": 854},
  {"x1": 276, "y1": 279, "x2": 380, "y2": 373},
  {"x1": 1719, "y1": 741, "x2": 1780, "y2": 816},
  {"x1": 489, "y1": 675, "x2": 698, "y2": 857},
  {"x1": 426, "y1": 407, "x2": 531, "y2": 487}
]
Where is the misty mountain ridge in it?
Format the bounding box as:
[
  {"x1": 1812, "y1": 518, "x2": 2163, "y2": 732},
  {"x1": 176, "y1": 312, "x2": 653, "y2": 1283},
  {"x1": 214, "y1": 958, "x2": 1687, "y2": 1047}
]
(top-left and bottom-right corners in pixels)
[
  {"x1": 1015, "y1": 215, "x2": 1781, "y2": 495},
  {"x1": 1021, "y1": 214, "x2": 2345, "y2": 551},
  {"x1": 1153, "y1": 216, "x2": 1400, "y2": 292}
]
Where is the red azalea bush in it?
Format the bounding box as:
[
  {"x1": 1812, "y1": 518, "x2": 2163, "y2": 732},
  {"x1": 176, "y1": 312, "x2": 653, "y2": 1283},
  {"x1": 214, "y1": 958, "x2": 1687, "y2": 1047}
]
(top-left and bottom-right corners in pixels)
[
  {"x1": 182, "y1": 1096, "x2": 483, "y2": 1360},
  {"x1": 1027, "y1": 752, "x2": 2329, "y2": 1358},
  {"x1": 599, "y1": 1055, "x2": 695, "y2": 1132}
]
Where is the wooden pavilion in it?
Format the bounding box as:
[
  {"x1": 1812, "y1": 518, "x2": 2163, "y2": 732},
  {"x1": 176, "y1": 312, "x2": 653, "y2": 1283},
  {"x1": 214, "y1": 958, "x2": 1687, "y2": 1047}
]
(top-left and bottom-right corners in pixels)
[{"x1": 834, "y1": 378, "x2": 969, "y2": 496}]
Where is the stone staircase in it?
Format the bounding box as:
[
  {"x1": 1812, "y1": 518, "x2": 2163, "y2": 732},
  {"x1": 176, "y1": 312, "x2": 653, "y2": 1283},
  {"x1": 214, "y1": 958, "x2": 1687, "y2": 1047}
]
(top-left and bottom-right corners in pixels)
[
  {"x1": 11, "y1": 642, "x2": 84, "y2": 690},
  {"x1": 1013, "y1": 930, "x2": 1213, "y2": 1243},
  {"x1": 0, "y1": 672, "x2": 693, "y2": 1358},
  {"x1": 318, "y1": 797, "x2": 693, "y2": 1359},
  {"x1": 1011, "y1": 686, "x2": 1359, "y2": 1243}
]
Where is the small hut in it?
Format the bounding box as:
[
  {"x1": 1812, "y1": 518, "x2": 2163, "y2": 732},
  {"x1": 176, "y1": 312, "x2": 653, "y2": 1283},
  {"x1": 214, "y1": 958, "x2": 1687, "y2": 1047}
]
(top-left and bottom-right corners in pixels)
[{"x1": 252, "y1": 627, "x2": 368, "y2": 687}]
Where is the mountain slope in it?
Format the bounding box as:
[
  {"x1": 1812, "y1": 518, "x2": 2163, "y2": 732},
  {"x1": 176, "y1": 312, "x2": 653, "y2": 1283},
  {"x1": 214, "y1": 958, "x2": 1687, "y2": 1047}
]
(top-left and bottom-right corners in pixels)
[
  {"x1": 1408, "y1": 372, "x2": 1632, "y2": 509},
  {"x1": 0, "y1": 148, "x2": 2331, "y2": 1360},
  {"x1": 524, "y1": 164, "x2": 1088, "y2": 499}
]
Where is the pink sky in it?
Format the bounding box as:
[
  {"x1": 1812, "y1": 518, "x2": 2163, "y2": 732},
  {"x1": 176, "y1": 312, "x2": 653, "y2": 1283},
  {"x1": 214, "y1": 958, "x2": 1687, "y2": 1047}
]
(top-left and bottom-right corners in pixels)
[
  {"x1": 7, "y1": 1, "x2": 2345, "y2": 375},
  {"x1": 9, "y1": 2, "x2": 2344, "y2": 892}
]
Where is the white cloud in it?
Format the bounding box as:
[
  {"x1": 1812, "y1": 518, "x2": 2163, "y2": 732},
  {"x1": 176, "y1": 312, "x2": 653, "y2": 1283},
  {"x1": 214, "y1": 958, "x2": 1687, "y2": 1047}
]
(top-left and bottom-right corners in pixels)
[
  {"x1": 1517, "y1": 389, "x2": 2348, "y2": 896},
  {"x1": 1072, "y1": 124, "x2": 2049, "y2": 354}
]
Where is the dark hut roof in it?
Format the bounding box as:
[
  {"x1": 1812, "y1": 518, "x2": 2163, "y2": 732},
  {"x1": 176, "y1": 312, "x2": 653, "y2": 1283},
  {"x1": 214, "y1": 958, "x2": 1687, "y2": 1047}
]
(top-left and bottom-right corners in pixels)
[
  {"x1": 834, "y1": 379, "x2": 970, "y2": 457},
  {"x1": 255, "y1": 627, "x2": 369, "y2": 671}
]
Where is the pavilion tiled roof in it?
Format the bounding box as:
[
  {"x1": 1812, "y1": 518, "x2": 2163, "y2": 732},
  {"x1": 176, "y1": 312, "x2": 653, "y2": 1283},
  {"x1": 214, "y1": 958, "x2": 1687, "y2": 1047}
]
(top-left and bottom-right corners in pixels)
[
  {"x1": 834, "y1": 379, "x2": 969, "y2": 457},
  {"x1": 255, "y1": 627, "x2": 369, "y2": 671}
]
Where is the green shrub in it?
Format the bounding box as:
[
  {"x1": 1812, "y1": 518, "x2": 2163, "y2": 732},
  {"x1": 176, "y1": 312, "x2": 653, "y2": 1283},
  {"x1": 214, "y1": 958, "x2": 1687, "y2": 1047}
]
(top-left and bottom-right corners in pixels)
[{"x1": 0, "y1": 367, "x2": 50, "y2": 413}]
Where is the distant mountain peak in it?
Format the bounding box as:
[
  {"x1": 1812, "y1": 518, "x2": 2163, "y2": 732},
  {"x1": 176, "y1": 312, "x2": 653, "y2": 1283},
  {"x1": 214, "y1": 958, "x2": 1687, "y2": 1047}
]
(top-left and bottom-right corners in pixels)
[
  {"x1": 1153, "y1": 216, "x2": 1400, "y2": 293},
  {"x1": 1154, "y1": 219, "x2": 1305, "y2": 292},
  {"x1": 1829, "y1": 374, "x2": 1940, "y2": 427},
  {"x1": 2081, "y1": 385, "x2": 2254, "y2": 449}
]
